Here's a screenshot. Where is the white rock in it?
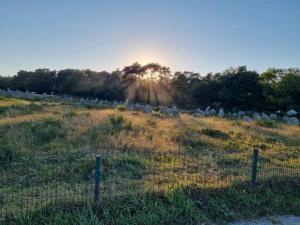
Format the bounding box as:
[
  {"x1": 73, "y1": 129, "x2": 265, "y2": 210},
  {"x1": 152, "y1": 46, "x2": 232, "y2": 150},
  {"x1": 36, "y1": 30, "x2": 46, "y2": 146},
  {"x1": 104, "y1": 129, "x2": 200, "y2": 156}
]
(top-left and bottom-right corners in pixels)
[
  {"x1": 218, "y1": 108, "x2": 224, "y2": 118},
  {"x1": 205, "y1": 106, "x2": 210, "y2": 115},
  {"x1": 287, "y1": 117, "x2": 299, "y2": 126},
  {"x1": 287, "y1": 109, "x2": 297, "y2": 117}
]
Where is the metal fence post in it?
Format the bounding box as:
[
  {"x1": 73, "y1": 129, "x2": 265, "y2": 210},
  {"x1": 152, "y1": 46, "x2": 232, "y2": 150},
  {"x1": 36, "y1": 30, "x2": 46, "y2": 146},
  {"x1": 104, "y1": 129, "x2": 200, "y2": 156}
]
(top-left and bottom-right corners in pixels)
[
  {"x1": 95, "y1": 155, "x2": 101, "y2": 208},
  {"x1": 251, "y1": 148, "x2": 259, "y2": 186}
]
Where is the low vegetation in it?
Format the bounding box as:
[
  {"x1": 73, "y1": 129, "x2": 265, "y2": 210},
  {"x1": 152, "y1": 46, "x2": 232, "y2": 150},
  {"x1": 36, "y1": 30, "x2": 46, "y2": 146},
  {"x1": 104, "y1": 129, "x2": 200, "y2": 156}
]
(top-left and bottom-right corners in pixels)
[
  {"x1": 1, "y1": 65, "x2": 300, "y2": 112},
  {"x1": 0, "y1": 97, "x2": 299, "y2": 224}
]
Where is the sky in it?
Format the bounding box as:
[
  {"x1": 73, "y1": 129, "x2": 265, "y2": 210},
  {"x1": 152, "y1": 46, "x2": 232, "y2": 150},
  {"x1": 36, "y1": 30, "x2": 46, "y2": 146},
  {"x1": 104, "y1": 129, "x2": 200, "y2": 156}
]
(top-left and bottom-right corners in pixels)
[{"x1": 0, "y1": 0, "x2": 300, "y2": 76}]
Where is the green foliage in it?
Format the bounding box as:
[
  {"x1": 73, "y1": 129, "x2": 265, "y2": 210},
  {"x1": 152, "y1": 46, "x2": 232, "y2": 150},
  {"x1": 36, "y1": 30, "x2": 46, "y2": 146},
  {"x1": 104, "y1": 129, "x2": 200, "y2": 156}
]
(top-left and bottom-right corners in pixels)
[
  {"x1": 6, "y1": 181, "x2": 299, "y2": 225},
  {"x1": 0, "y1": 138, "x2": 15, "y2": 163},
  {"x1": 29, "y1": 118, "x2": 66, "y2": 144},
  {"x1": 1, "y1": 65, "x2": 300, "y2": 111},
  {"x1": 0, "y1": 102, "x2": 43, "y2": 117},
  {"x1": 116, "y1": 104, "x2": 126, "y2": 111},
  {"x1": 201, "y1": 128, "x2": 229, "y2": 140},
  {"x1": 145, "y1": 118, "x2": 157, "y2": 127},
  {"x1": 174, "y1": 128, "x2": 207, "y2": 149},
  {"x1": 109, "y1": 114, "x2": 125, "y2": 126},
  {"x1": 102, "y1": 155, "x2": 147, "y2": 179},
  {"x1": 255, "y1": 119, "x2": 279, "y2": 128},
  {"x1": 63, "y1": 111, "x2": 77, "y2": 118}
]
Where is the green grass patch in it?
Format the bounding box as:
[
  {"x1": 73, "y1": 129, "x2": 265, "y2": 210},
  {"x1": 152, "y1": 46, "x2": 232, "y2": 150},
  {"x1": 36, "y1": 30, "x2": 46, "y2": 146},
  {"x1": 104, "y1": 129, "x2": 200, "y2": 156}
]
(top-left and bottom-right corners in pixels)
[
  {"x1": 4, "y1": 180, "x2": 299, "y2": 225},
  {"x1": 255, "y1": 119, "x2": 279, "y2": 128},
  {"x1": 201, "y1": 128, "x2": 230, "y2": 140},
  {"x1": 0, "y1": 102, "x2": 43, "y2": 117}
]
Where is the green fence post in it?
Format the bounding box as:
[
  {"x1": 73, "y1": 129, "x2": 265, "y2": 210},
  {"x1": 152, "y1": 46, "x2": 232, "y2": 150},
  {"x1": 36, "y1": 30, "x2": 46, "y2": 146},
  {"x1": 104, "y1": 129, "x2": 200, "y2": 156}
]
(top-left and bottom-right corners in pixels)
[
  {"x1": 251, "y1": 148, "x2": 259, "y2": 186},
  {"x1": 95, "y1": 155, "x2": 101, "y2": 208}
]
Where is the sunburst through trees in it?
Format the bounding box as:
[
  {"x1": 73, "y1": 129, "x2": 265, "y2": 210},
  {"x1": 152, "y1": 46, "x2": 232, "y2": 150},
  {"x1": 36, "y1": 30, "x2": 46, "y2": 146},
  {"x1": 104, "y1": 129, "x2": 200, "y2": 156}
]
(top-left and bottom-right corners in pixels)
[{"x1": 121, "y1": 63, "x2": 173, "y2": 106}]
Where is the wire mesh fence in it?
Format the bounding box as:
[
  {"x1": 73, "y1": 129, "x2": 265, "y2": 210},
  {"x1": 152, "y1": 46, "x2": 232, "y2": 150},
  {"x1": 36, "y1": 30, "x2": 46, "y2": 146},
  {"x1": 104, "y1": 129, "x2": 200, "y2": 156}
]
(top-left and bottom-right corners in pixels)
[{"x1": 1, "y1": 147, "x2": 299, "y2": 221}]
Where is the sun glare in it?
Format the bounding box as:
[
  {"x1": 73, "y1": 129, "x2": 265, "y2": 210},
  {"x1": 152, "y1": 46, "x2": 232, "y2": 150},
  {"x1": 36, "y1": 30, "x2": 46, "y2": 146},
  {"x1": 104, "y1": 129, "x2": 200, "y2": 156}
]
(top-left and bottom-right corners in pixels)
[{"x1": 122, "y1": 44, "x2": 172, "y2": 69}]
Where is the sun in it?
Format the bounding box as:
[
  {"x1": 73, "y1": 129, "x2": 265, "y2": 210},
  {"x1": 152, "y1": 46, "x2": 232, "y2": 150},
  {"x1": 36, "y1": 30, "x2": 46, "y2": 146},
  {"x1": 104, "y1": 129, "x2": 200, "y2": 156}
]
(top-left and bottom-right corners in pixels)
[{"x1": 122, "y1": 44, "x2": 172, "y2": 69}]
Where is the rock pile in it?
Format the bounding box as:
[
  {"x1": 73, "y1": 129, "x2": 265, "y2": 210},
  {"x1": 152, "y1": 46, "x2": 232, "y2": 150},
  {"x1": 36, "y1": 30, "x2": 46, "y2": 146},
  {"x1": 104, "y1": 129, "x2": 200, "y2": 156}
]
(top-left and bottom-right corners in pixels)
[{"x1": 0, "y1": 89, "x2": 299, "y2": 125}]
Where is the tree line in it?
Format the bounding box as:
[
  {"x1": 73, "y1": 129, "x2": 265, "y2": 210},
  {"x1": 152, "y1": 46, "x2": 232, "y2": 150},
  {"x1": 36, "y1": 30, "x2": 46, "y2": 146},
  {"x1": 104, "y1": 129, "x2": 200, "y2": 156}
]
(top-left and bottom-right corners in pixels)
[{"x1": 0, "y1": 63, "x2": 299, "y2": 112}]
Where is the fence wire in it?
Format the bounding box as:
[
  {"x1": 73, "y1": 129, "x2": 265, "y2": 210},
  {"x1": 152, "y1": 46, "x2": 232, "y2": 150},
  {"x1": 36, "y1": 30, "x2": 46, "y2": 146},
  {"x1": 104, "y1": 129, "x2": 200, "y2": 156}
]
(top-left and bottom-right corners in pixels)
[{"x1": 0, "y1": 147, "x2": 299, "y2": 220}]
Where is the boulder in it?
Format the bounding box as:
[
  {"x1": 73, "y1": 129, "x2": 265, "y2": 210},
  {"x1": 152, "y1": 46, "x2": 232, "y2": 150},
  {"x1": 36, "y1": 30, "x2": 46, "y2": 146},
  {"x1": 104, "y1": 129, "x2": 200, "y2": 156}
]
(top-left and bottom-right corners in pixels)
[
  {"x1": 134, "y1": 103, "x2": 141, "y2": 111},
  {"x1": 270, "y1": 114, "x2": 277, "y2": 120},
  {"x1": 159, "y1": 105, "x2": 166, "y2": 114},
  {"x1": 243, "y1": 116, "x2": 253, "y2": 123},
  {"x1": 253, "y1": 112, "x2": 261, "y2": 120},
  {"x1": 287, "y1": 117, "x2": 299, "y2": 126},
  {"x1": 194, "y1": 108, "x2": 205, "y2": 117},
  {"x1": 238, "y1": 111, "x2": 245, "y2": 117},
  {"x1": 287, "y1": 109, "x2": 297, "y2": 117},
  {"x1": 218, "y1": 108, "x2": 224, "y2": 118},
  {"x1": 112, "y1": 101, "x2": 118, "y2": 108},
  {"x1": 209, "y1": 108, "x2": 216, "y2": 115},
  {"x1": 205, "y1": 106, "x2": 210, "y2": 115},
  {"x1": 261, "y1": 113, "x2": 270, "y2": 120},
  {"x1": 143, "y1": 105, "x2": 152, "y2": 114},
  {"x1": 171, "y1": 106, "x2": 180, "y2": 117},
  {"x1": 194, "y1": 111, "x2": 205, "y2": 117},
  {"x1": 283, "y1": 116, "x2": 289, "y2": 122}
]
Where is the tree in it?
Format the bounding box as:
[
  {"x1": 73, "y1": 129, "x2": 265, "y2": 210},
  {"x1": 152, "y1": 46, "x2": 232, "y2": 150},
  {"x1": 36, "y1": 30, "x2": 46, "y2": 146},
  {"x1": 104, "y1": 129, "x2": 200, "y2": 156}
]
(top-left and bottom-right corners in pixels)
[
  {"x1": 218, "y1": 66, "x2": 264, "y2": 110},
  {"x1": 277, "y1": 69, "x2": 300, "y2": 111}
]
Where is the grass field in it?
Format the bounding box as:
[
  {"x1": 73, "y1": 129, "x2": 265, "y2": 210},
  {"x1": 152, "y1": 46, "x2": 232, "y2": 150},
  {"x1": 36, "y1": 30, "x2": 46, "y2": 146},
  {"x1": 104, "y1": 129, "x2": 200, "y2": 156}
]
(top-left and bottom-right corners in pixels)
[{"x1": 0, "y1": 96, "x2": 299, "y2": 225}]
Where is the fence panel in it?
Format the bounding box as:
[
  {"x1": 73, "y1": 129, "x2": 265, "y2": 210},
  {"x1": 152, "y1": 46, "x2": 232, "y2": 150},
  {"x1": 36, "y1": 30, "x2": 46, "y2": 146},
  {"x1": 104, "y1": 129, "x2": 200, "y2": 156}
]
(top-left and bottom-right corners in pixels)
[{"x1": 1, "y1": 148, "x2": 299, "y2": 220}]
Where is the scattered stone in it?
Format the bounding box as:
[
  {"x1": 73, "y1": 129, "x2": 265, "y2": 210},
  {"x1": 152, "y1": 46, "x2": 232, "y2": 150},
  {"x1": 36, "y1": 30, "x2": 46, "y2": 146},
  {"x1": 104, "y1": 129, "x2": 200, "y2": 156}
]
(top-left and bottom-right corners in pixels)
[
  {"x1": 243, "y1": 116, "x2": 253, "y2": 122},
  {"x1": 209, "y1": 108, "x2": 216, "y2": 115},
  {"x1": 238, "y1": 111, "x2": 245, "y2": 117},
  {"x1": 283, "y1": 116, "x2": 289, "y2": 122},
  {"x1": 253, "y1": 112, "x2": 261, "y2": 120},
  {"x1": 171, "y1": 106, "x2": 180, "y2": 117},
  {"x1": 287, "y1": 109, "x2": 297, "y2": 117},
  {"x1": 194, "y1": 108, "x2": 205, "y2": 117},
  {"x1": 270, "y1": 114, "x2": 277, "y2": 120},
  {"x1": 112, "y1": 101, "x2": 118, "y2": 108},
  {"x1": 287, "y1": 117, "x2": 299, "y2": 126},
  {"x1": 143, "y1": 104, "x2": 152, "y2": 114},
  {"x1": 261, "y1": 112, "x2": 270, "y2": 120},
  {"x1": 218, "y1": 108, "x2": 224, "y2": 118},
  {"x1": 205, "y1": 106, "x2": 210, "y2": 115}
]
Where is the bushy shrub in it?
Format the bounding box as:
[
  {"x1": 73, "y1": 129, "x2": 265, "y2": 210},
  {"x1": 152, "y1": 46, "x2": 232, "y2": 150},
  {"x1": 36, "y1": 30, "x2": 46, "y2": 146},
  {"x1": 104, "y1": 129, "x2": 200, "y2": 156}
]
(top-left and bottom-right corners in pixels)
[
  {"x1": 63, "y1": 111, "x2": 77, "y2": 118},
  {"x1": 102, "y1": 155, "x2": 147, "y2": 179},
  {"x1": 30, "y1": 118, "x2": 66, "y2": 144},
  {"x1": 201, "y1": 128, "x2": 229, "y2": 140},
  {"x1": 116, "y1": 104, "x2": 126, "y2": 111},
  {"x1": 255, "y1": 119, "x2": 278, "y2": 128},
  {"x1": 174, "y1": 128, "x2": 207, "y2": 149},
  {"x1": 0, "y1": 138, "x2": 15, "y2": 163},
  {"x1": 109, "y1": 114, "x2": 125, "y2": 126}
]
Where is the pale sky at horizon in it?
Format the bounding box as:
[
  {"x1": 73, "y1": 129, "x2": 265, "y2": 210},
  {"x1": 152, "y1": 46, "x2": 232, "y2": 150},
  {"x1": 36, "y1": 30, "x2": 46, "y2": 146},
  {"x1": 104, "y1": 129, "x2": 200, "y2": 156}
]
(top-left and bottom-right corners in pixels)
[{"x1": 0, "y1": 0, "x2": 300, "y2": 76}]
